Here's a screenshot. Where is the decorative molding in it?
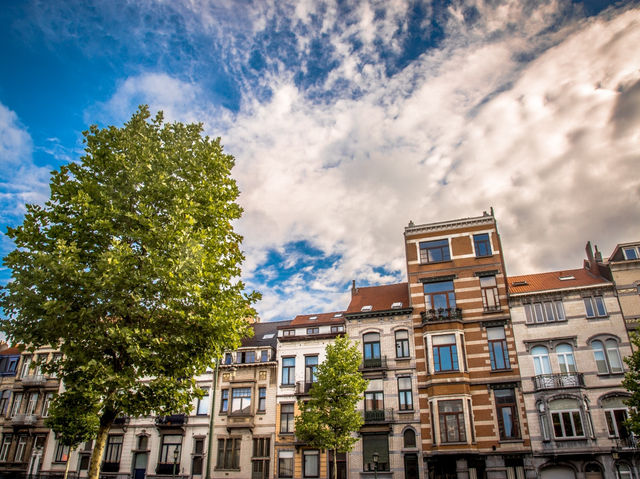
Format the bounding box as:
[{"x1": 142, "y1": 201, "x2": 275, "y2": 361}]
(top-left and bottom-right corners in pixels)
[{"x1": 405, "y1": 216, "x2": 494, "y2": 235}]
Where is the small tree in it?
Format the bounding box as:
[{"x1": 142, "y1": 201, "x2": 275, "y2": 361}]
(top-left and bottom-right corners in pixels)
[
  {"x1": 295, "y1": 335, "x2": 368, "y2": 479},
  {"x1": 0, "y1": 106, "x2": 259, "y2": 479},
  {"x1": 623, "y1": 332, "x2": 640, "y2": 434}
]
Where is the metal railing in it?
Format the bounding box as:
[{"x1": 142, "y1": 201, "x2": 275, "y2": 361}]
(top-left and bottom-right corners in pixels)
[
  {"x1": 11, "y1": 413, "x2": 38, "y2": 426},
  {"x1": 361, "y1": 356, "x2": 387, "y2": 370},
  {"x1": 155, "y1": 414, "x2": 187, "y2": 426},
  {"x1": 360, "y1": 408, "x2": 394, "y2": 423},
  {"x1": 615, "y1": 435, "x2": 639, "y2": 449},
  {"x1": 295, "y1": 381, "x2": 314, "y2": 395},
  {"x1": 533, "y1": 372, "x2": 584, "y2": 391},
  {"x1": 21, "y1": 374, "x2": 47, "y2": 386},
  {"x1": 421, "y1": 308, "x2": 463, "y2": 323}
]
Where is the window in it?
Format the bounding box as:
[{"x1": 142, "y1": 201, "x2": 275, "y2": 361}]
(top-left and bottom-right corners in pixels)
[
  {"x1": 25, "y1": 392, "x2": 38, "y2": 415},
  {"x1": 494, "y1": 389, "x2": 520, "y2": 440},
  {"x1": 395, "y1": 330, "x2": 410, "y2": 358},
  {"x1": 487, "y1": 327, "x2": 510, "y2": 370},
  {"x1": 331, "y1": 325, "x2": 344, "y2": 333},
  {"x1": 220, "y1": 389, "x2": 228, "y2": 413},
  {"x1": 231, "y1": 388, "x2": 251, "y2": 415},
  {"x1": 602, "y1": 397, "x2": 630, "y2": 438},
  {"x1": 556, "y1": 344, "x2": 576, "y2": 373},
  {"x1": 0, "y1": 435, "x2": 11, "y2": 462},
  {"x1": 20, "y1": 355, "x2": 32, "y2": 378},
  {"x1": 137, "y1": 435, "x2": 148, "y2": 450},
  {"x1": 196, "y1": 388, "x2": 209, "y2": 415},
  {"x1": 623, "y1": 246, "x2": 640, "y2": 260},
  {"x1": 159, "y1": 434, "x2": 182, "y2": 465},
  {"x1": 278, "y1": 450, "x2": 294, "y2": 478},
  {"x1": 420, "y1": 239, "x2": 450, "y2": 263},
  {"x1": 584, "y1": 296, "x2": 607, "y2": 318},
  {"x1": 438, "y1": 400, "x2": 466, "y2": 443},
  {"x1": 305, "y1": 356, "x2": 318, "y2": 384},
  {"x1": 303, "y1": 450, "x2": 320, "y2": 477},
  {"x1": 14, "y1": 435, "x2": 27, "y2": 462},
  {"x1": 216, "y1": 438, "x2": 240, "y2": 470},
  {"x1": 307, "y1": 327, "x2": 319, "y2": 334},
  {"x1": 363, "y1": 332, "x2": 381, "y2": 368},
  {"x1": 55, "y1": 441, "x2": 70, "y2": 462},
  {"x1": 617, "y1": 463, "x2": 633, "y2": 479},
  {"x1": 480, "y1": 276, "x2": 500, "y2": 311},
  {"x1": 362, "y1": 434, "x2": 390, "y2": 471},
  {"x1": 592, "y1": 339, "x2": 623, "y2": 374},
  {"x1": 531, "y1": 346, "x2": 552, "y2": 375},
  {"x1": 433, "y1": 334, "x2": 459, "y2": 372},
  {"x1": 103, "y1": 435, "x2": 123, "y2": 468},
  {"x1": 224, "y1": 353, "x2": 232, "y2": 364},
  {"x1": 403, "y1": 429, "x2": 416, "y2": 448},
  {"x1": 257, "y1": 387, "x2": 266, "y2": 412},
  {"x1": 424, "y1": 280, "x2": 456, "y2": 312},
  {"x1": 524, "y1": 300, "x2": 565, "y2": 323},
  {"x1": 282, "y1": 329, "x2": 295, "y2": 336},
  {"x1": 282, "y1": 357, "x2": 295, "y2": 385},
  {"x1": 192, "y1": 438, "x2": 204, "y2": 475},
  {"x1": 237, "y1": 351, "x2": 255, "y2": 363},
  {"x1": 252, "y1": 438, "x2": 270, "y2": 479},
  {"x1": 365, "y1": 380, "x2": 384, "y2": 420},
  {"x1": 549, "y1": 399, "x2": 584, "y2": 438},
  {"x1": 42, "y1": 393, "x2": 53, "y2": 417},
  {"x1": 260, "y1": 350, "x2": 269, "y2": 362},
  {"x1": 280, "y1": 404, "x2": 294, "y2": 433},
  {"x1": 474, "y1": 233, "x2": 492, "y2": 257},
  {"x1": 398, "y1": 377, "x2": 413, "y2": 410},
  {"x1": 10, "y1": 392, "x2": 23, "y2": 417},
  {"x1": 0, "y1": 390, "x2": 10, "y2": 415}
]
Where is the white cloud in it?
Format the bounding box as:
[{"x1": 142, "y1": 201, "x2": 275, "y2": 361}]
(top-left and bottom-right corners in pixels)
[{"x1": 91, "y1": 3, "x2": 640, "y2": 321}]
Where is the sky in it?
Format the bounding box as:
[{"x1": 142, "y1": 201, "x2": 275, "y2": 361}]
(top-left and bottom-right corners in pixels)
[{"x1": 1, "y1": 0, "x2": 639, "y2": 322}]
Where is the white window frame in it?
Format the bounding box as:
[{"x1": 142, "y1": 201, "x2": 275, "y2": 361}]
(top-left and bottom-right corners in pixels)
[
  {"x1": 427, "y1": 333, "x2": 462, "y2": 373},
  {"x1": 0, "y1": 435, "x2": 11, "y2": 462},
  {"x1": 430, "y1": 396, "x2": 472, "y2": 446},
  {"x1": 550, "y1": 408, "x2": 585, "y2": 439},
  {"x1": 556, "y1": 344, "x2": 577, "y2": 374},
  {"x1": 622, "y1": 246, "x2": 640, "y2": 260},
  {"x1": 14, "y1": 435, "x2": 27, "y2": 462},
  {"x1": 584, "y1": 296, "x2": 607, "y2": 318}
]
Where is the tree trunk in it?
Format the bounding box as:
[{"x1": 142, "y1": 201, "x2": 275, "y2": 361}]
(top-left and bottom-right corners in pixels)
[
  {"x1": 333, "y1": 448, "x2": 338, "y2": 479},
  {"x1": 63, "y1": 450, "x2": 72, "y2": 479},
  {"x1": 87, "y1": 408, "x2": 118, "y2": 479}
]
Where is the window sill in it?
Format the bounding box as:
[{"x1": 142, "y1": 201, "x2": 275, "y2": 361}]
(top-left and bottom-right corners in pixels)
[
  {"x1": 420, "y1": 259, "x2": 452, "y2": 266},
  {"x1": 475, "y1": 254, "x2": 494, "y2": 259},
  {"x1": 396, "y1": 356, "x2": 411, "y2": 361},
  {"x1": 490, "y1": 368, "x2": 513, "y2": 373},
  {"x1": 597, "y1": 372, "x2": 625, "y2": 377},
  {"x1": 482, "y1": 308, "x2": 503, "y2": 314},
  {"x1": 281, "y1": 384, "x2": 295, "y2": 388},
  {"x1": 279, "y1": 432, "x2": 295, "y2": 436},
  {"x1": 216, "y1": 468, "x2": 241, "y2": 471},
  {"x1": 498, "y1": 438, "x2": 523, "y2": 443},
  {"x1": 526, "y1": 320, "x2": 568, "y2": 327},
  {"x1": 586, "y1": 316, "x2": 609, "y2": 320},
  {"x1": 552, "y1": 436, "x2": 587, "y2": 441}
]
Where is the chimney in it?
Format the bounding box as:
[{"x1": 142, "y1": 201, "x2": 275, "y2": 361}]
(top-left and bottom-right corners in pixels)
[
  {"x1": 584, "y1": 241, "x2": 600, "y2": 276},
  {"x1": 594, "y1": 245, "x2": 603, "y2": 263},
  {"x1": 351, "y1": 280, "x2": 358, "y2": 296}
]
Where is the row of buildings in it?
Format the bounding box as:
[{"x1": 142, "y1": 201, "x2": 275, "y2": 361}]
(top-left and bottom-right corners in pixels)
[{"x1": 0, "y1": 212, "x2": 639, "y2": 479}]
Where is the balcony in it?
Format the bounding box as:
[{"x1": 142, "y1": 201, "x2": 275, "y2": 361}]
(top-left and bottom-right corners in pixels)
[
  {"x1": 155, "y1": 414, "x2": 187, "y2": 426},
  {"x1": 421, "y1": 308, "x2": 462, "y2": 323},
  {"x1": 21, "y1": 374, "x2": 47, "y2": 386},
  {"x1": 361, "y1": 356, "x2": 388, "y2": 370},
  {"x1": 361, "y1": 408, "x2": 394, "y2": 424},
  {"x1": 533, "y1": 372, "x2": 584, "y2": 391},
  {"x1": 295, "y1": 381, "x2": 314, "y2": 396},
  {"x1": 11, "y1": 414, "x2": 37, "y2": 426},
  {"x1": 615, "y1": 436, "x2": 639, "y2": 450}
]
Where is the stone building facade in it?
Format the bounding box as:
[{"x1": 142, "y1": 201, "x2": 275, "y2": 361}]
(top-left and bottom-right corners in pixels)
[{"x1": 508, "y1": 265, "x2": 636, "y2": 479}]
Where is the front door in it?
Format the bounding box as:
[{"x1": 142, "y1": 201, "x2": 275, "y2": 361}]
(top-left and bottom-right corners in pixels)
[
  {"x1": 133, "y1": 452, "x2": 148, "y2": 479},
  {"x1": 404, "y1": 453, "x2": 419, "y2": 479}
]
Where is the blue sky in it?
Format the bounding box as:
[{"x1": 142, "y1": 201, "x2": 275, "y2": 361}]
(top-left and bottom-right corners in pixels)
[{"x1": 1, "y1": 0, "x2": 639, "y2": 321}]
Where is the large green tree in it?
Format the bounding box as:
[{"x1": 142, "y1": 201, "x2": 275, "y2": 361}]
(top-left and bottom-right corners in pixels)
[
  {"x1": 623, "y1": 332, "x2": 640, "y2": 435},
  {"x1": 0, "y1": 106, "x2": 258, "y2": 479},
  {"x1": 295, "y1": 335, "x2": 368, "y2": 479}
]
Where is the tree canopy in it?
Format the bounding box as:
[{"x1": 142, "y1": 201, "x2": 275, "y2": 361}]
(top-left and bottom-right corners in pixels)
[
  {"x1": 0, "y1": 106, "x2": 258, "y2": 479},
  {"x1": 294, "y1": 335, "x2": 368, "y2": 479},
  {"x1": 623, "y1": 332, "x2": 640, "y2": 435}
]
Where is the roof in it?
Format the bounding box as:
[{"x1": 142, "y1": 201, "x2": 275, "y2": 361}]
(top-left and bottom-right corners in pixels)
[
  {"x1": 241, "y1": 320, "x2": 290, "y2": 349},
  {"x1": 608, "y1": 241, "x2": 640, "y2": 262},
  {"x1": 346, "y1": 282, "x2": 410, "y2": 314},
  {"x1": 287, "y1": 311, "x2": 345, "y2": 327},
  {"x1": 0, "y1": 347, "x2": 21, "y2": 356},
  {"x1": 508, "y1": 268, "x2": 611, "y2": 295}
]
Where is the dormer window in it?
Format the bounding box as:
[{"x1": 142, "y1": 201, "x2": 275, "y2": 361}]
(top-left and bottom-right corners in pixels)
[
  {"x1": 391, "y1": 302, "x2": 402, "y2": 309},
  {"x1": 623, "y1": 246, "x2": 640, "y2": 260},
  {"x1": 307, "y1": 327, "x2": 319, "y2": 335},
  {"x1": 361, "y1": 305, "x2": 372, "y2": 312},
  {"x1": 309, "y1": 316, "x2": 318, "y2": 321},
  {"x1": 282, "y1": 330, "x2": 295, "y2": 337}
]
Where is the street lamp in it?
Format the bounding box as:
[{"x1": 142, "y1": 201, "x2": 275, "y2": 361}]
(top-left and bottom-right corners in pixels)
[
  {"x1": 372, "y1": 452, "x2": 379, "y2": 479},
  {"x1": 172, "y1": 447, "x2": 179, "y2": 479}
]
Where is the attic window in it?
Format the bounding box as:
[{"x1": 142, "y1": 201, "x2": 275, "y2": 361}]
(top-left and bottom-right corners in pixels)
[
  {"x1": 558, "y1": 275, "x2": 575, "y2": 281},
  {"x1": 262, "y1": 333, "x2": 275, "y2": 339},
  {"x1": 512, "y1": 281, "x2": 528, "y2": 286},
  {"x1": 333, "y1": 313, "x2": 343, "y2": 318},
  {"x1": 309, "y1": 316, "x2": 318, "y2": 321},
  {"x1": 391, "y1": 302, "x2": 403, "y2": 309},
  {"x1": 361, "y1": 305, "x2": 372, "y2": 312}
]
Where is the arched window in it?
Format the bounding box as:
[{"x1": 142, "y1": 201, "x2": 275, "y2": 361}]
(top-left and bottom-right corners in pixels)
[
  {"x1": 395, "y1": 330, "x2": 410, "y2": 358},
  {"x1": 548, "y1": 398, "x2": 584, "y2": 438},
  {"x1": 363, "y1": 333, "x2": 381, "y2": 368},
  {"x1": 602, "y1": 396, "x2": 630, "y2": 439},
  {"x1": 403, "y1": 428, "x2": 416, "y2": 448},
  {"x1": 616, "y1": 463, "x2": 633, "y2": 479},
  {"x1": 591, "y1": 339, "x2": 623, "y2": 374},
  {"x1": 531, "y1": 346, "x2": 551, "y2": 375},
  {"x1": 556, "y1": 344, "x2": 576, "y2": 373}
]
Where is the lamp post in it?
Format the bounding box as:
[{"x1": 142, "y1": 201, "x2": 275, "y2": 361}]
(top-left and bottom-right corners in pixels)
[
  {"x1": 172, "y1": 447, "x2": 179, "y2": 479},
  {"x1": 372, "y1": 452, "x2": 379, "y2": 479}
]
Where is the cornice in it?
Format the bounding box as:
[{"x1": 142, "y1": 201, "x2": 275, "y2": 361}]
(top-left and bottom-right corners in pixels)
[{"x1": 405, "y1": 216, "x2": 494, "y2": 236}]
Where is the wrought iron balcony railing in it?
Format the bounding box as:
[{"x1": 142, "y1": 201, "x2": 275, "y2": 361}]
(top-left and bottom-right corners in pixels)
[
  {"x1": 295, "y1": 381, "x2": 314, "y2": 395},
  {"x1": 615, "y1": 435, "x2": 639, "y2": 449},
  {"x1": 421, "y1": 308, "x2": 463, "y2": 323},
  {"x1": 360, "y1": 408, "x2": 394, "y2": 423},
  {"x1": 21, "y1": 374, "x2": 47, "y2": 386},
  {"x1": 533, "y1": 372, "x2": 584, "y2": 391},
  {"x1": 361, "y1": 356, "x2": 387, "y2": 370},
  {"x1": 155, "y1": 414, "x2": 187, "y2": 426},
  {"x1": 11, "y1": 414, "x2": 37, "y2": 426}
]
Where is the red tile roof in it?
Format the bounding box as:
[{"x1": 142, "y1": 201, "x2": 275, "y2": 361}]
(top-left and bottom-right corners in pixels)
[
  {"x1": 346, "y1": 282, "x2": 409, "y2": 314},
  {"x1": 0, "y1": 347, "x2": 21, "y2": 355},
  {"x1": 287, "y1": 311, "x2": 345, "y2": 327},
  {"x1": 508, "y1": 268, "x2": 610, "y2": 295}
]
